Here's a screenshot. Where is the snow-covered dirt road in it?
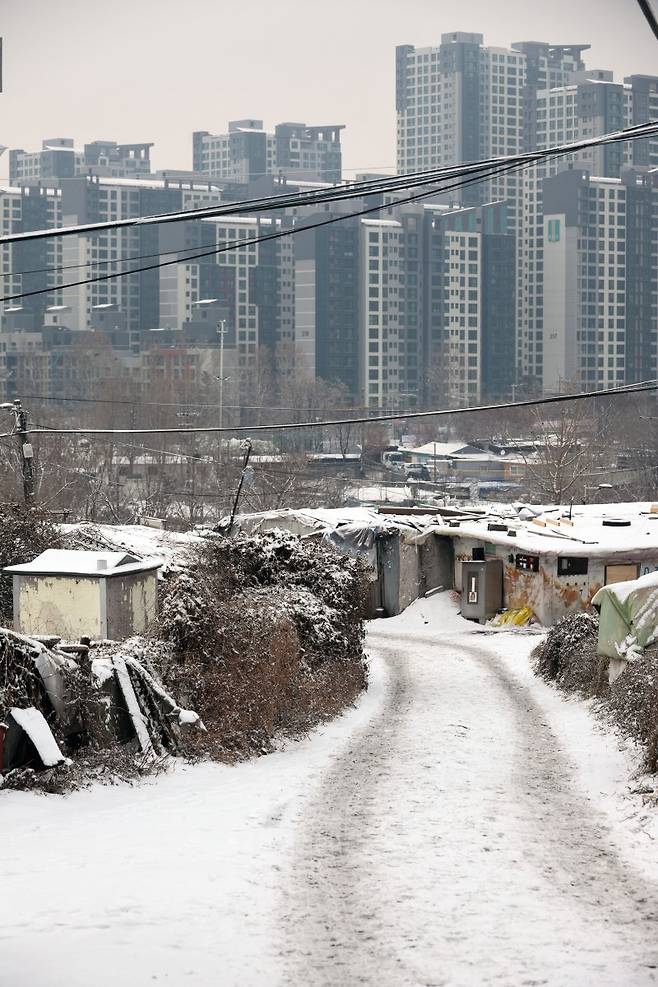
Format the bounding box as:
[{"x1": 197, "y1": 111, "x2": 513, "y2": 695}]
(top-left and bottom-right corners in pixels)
[{"x1": 3, "y1": 594, "x2": 658, "y2": 986}]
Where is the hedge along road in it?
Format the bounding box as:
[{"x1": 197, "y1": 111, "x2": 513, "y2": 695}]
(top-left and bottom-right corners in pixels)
[{"x1": 284, "y1": 596, "x2": 658, "y2": 987}]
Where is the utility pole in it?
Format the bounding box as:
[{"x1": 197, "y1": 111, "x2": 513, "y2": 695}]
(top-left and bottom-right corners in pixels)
[
  {"x1": 1, "y1": 399, "x2": 34, "y2": 502},
  {"x1": 227, "y1": 439, "x2": 253, "y2": 532},
  {"x1": 217, "y1": 319, "x2": 227, "y2": 432},
  {"x1": 216, "y1": 319, "x2": 228, "y2": 469}
]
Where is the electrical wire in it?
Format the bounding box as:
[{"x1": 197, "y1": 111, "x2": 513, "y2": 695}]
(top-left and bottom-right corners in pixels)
[
  {"x1": 636, "y1": 0, "x2": 658, "y2": 41},
  {"x1": 5, "y1": 119, "x2": 658, "y2": 305},
  {"x1": 6, "y1": 381, "x2": 655, "y2": 439},
  {"x1": 0, "y1": 153, "x2": 523, "y2": 248},
  {"x1": 0, "y1": 159, "x2": 520, "y2": 302},
  {"x1": 21, "y1": 378, "x2": 658, "y2": 415},
  {"x1": 0, "y1": 138, "x2": 605, "y2": 306},
  {"x1": 15, "y1": 392, "x2": 394, "y2": 415},
  {"x1": 2, "y1": 120, "x2": 657, "y2": 250}
]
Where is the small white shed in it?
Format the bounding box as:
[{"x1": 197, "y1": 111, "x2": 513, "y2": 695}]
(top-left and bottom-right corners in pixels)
[{"x1": 4, "y1": 549, "x2": 162, "y2": 640}]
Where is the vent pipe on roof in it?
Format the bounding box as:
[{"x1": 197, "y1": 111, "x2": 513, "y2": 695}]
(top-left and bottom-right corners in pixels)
[{"x1": 96, "y1": 559, "x2": 108, "y2": 570}]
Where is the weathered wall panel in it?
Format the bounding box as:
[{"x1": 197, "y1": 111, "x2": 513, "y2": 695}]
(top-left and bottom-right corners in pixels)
[{"x1": 17, "y1": 575, "x2": 102, "y2": 638}]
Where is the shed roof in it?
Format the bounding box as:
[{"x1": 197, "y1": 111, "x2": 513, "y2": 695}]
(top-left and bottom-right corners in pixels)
[{"x1": 4, "y1": 549, "x2": 162, "y2": 578}]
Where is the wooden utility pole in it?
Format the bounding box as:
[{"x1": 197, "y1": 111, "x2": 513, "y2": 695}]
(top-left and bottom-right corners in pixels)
[{"x1": 11, "y1": 399, "x2": 34, "y2": 501}]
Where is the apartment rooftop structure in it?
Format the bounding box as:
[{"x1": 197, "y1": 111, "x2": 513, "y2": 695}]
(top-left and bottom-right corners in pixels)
[
  {"x1": 9, "y1": 138, "x2": 154, "y2": 184},
  {"x1": 193, "y1": 119, "x2": 344, "y2": 184}
]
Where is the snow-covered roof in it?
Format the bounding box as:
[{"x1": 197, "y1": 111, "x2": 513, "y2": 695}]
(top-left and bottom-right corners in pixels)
[
  {"x1": 232, "y1": 502, "x2": 658, "y2": 560},
  {"x1": 232, "y1": 506, "x2": 443, "y2": 541},
  {"x1": 4, "y1": 549, "x2": 162, "y2": 578},
  {"x1": 432, "y1": 502, "x2": 658, "y2": 559},
  {"x1": 407, "y1": 441, "x2": 473, "y2": 457}
]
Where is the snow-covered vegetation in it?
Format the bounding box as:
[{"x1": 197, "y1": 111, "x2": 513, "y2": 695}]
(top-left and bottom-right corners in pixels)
[
  {"x1": 155, "y1": 529, "x2": 370, "y2": 758},
  {"x1": 534, "y1": 612, "x2": 658, "y2": 772},
  {"x1": 0, "y1": 522, "x2": 370, "y2": 790}
]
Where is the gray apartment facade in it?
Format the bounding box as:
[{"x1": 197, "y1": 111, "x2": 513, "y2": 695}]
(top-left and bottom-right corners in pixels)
[{"x1": 542, "y1": 166, "x2": 658, "y2": 392}]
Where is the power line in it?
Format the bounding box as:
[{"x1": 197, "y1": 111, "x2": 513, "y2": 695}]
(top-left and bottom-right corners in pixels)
[
  {"x1": 0, "y1": 159, "x2": 524, "y2": 302},
  {"x1": 0, "y1": 153, "x2": 522, "y2": 248},
  {"x1": 3, "y1": 151, "x2": 527, "y2": 280},
  {"x1": 10, "y1": 382, "x2": 656, "y2": 439},
  {"x1": 636, "y1": 0, "x2": 658, "y2": 41},
  {"x1": 2, "y1": 121, "x2": 656, "y2": 251},
  {"x1": 16, "y1": 392, "x2": 392, "y2": 414},
  {"x1": 5, "y1": 120, "x2": 658, "y2": 306}
]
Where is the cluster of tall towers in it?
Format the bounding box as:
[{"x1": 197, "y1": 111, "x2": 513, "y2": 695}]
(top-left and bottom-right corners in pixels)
[{"x1": 1, "y1": 32, "x2": 658, "y2": 408}]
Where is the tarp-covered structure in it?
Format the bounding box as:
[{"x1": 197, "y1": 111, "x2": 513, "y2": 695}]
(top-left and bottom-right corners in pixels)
[{"x1": 592, "y1": 570, "x2": 658, "y2": 680}]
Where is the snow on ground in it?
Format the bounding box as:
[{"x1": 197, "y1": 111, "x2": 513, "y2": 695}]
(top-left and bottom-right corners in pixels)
[{"x1": 2, "y1": 594, "x2": 658, "y2": 986}]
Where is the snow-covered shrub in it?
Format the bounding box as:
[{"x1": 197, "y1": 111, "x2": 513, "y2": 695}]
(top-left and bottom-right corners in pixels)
[
  {"x1": 607, "y1": 649, "x2": 658, "y2": 773},
  {"x1": 154, "y1": 530, "x2": 369, "y2": 758},
  {"x1": 532, "y1": 611, "x2": 607, "y2": 696},
  {"x1": 533, "y1": 611, "x2": 658, "y2": 773}
]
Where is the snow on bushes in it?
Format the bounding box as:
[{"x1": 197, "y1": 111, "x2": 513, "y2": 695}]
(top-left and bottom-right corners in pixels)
[
  {"x1": 607, "y1": 651, "x2": 658, "y2": 773},
  {"x1": 155, "y1": 530, "x2": 369, "y2": 758},
  {"x1": 533, "y1": 611, "x2": 658, "y2": 773},
  {"x1": 533, "y1": 612, "x2": 607, "y2": 695}
]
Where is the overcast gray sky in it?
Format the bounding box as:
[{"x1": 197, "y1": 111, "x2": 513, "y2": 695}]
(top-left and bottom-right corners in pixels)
[{"x1": 1, "y1": 0, "x2": 657, "y2": 179}]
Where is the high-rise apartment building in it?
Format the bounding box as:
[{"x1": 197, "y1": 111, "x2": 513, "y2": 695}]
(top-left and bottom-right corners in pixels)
[
  {"x1": 398, "y1": 31, "x2": 658, "y2": 396},
  {"x1": 358, "y1": 218, "x2": 402, "y2": 409},
  {"x1": 193, "y1": 121, "x2": 344, "y2": 184},
  {"x1": 423, "y1": 200, "x2": 515, "y2": 406},
  {"x1": 518, "y1": 70, "x2": 658, "y2": 387},
  {"x1": 0, "y1": 184, "x2": 63, "y2": 330},
  {"x1": 542, "y1": 167, "x2": 658, "y2": 392},
  {"x1": 58, "y1": 176, "x2": 224, "y2": 347},
  {"x1": 396, "y1": 34, "x2": 526, "y2": 228},
  {"x1": 205, "y1": 213, "x2": 295, "y2": 375}
]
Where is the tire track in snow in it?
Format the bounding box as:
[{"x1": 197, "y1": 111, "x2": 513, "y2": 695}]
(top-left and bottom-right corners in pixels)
[{"x1": 283, "y1": 631, "x2": 658, "y2": 986}]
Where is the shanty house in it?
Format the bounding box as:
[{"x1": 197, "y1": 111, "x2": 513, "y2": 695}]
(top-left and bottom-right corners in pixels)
[
  {"x1": 4, "y1": 549, "x2": 162, "y2": 640},
  {"x1": 229, "y1": 507, "x2": 453, "y2": 617},
  {"x1": 430, "y1": 504, "x2": 658, "y2": 625}
]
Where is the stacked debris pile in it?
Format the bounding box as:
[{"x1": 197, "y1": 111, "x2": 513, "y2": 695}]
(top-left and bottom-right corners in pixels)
[
  {"x1": 154, "y1": 529, "x2": 370, "y2": 759},
  {"x1": 0, "y1": 628, "x2": 203, "y2": 793},
  {"x1": 0, "y1": 506, "x2": 65, "y2": 623},
  {"x1": 533, "y1": 612, "x2": 658, "y2": 772}
]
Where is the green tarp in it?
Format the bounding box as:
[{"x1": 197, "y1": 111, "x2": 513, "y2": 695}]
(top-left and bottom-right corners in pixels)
[{"x1": 592, "y1": 571, "x2": 658, "y2": 661}]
